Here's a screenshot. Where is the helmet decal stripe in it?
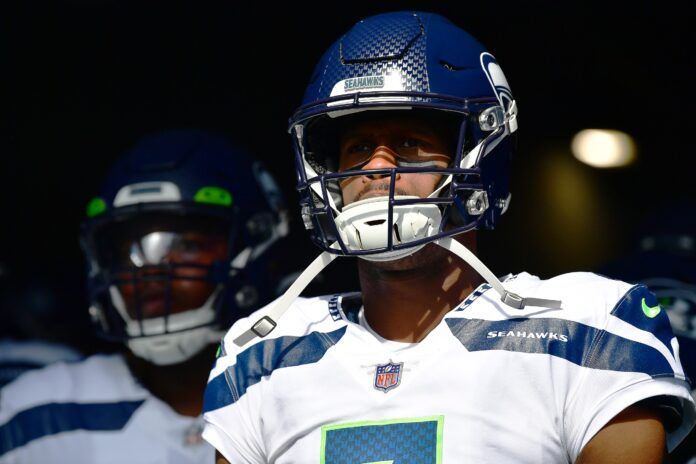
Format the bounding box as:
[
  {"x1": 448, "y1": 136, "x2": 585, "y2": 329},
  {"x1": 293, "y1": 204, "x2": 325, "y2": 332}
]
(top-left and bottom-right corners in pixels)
[
  {"x1": 480, "y1": 53, "x2": 514, "y2": 112},
  {"x1": 113, "y1": 181, "x2": 182, "y2": 207},
  {"x1": 86, "y1": 197, "x2": 107, "y2": 218},
  {"x1": 194, "y1": 186, "x2": 233, "y2": 207}
]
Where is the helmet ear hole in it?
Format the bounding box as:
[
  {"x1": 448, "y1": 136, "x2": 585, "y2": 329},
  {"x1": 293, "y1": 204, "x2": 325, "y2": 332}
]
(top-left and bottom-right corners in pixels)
[{"x1": 234, "y1": 285, "x2": 259, "y2": 310}]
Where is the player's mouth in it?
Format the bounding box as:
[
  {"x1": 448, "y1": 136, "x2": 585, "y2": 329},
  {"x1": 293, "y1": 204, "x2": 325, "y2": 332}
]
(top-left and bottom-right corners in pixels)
[
  {"x1": 127, "y1": 290, "x2": 173, "y2": 319},
  {"x1": 355, "y1": 183, "x2": 409, "y2": 202}
]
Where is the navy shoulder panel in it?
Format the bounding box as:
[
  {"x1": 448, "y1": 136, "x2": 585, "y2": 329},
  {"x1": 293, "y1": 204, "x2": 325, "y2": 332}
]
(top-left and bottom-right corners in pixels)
[
  {"x1": 204, "y1": 327, "x2": 346, "y2": 413},
  {"x1": 610, "y1": 284, "x2": 676, "y2": 356},
  {"x1": 0, "y1": 400, "x2": 144, "y2": 457},
  {"x1": 446, "y1": 317, "x2": 674, "y2": 377}
]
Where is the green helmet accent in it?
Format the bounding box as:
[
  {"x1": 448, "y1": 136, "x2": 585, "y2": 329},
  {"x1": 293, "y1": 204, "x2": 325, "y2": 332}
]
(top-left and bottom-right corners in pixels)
[
  {"x1": 86, "y1": 197, "x2": 108, "y2": 218},
  {"x1": 194, "y1": 186, "x2": 233, "y2": 207}
]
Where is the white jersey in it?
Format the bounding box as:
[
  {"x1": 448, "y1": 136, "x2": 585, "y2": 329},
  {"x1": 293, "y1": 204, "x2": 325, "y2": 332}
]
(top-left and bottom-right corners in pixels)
[
  {"x1": 0, "y1": 339, "x2": 82, "y2": 388},
  {"x1": 203, "y1": 272, "x2": 696, "y2": 463},
  {"x1": 0, "y1": 354, "x2": 214, "y2": 464}
]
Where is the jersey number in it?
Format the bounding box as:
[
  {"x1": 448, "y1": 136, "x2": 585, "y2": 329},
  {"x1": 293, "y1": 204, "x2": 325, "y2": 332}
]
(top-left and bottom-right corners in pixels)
[{"x1": 320, "y1": 416, "x2": 443, "y2": 464}]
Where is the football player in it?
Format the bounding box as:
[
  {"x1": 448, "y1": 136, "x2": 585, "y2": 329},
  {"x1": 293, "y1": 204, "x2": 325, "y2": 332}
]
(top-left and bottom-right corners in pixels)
[
  {"x1": 601, "y1": 205, "x2": 696, "y2": 463},
  {"x1": 0, "y1": 130, "x2": 289, "y2": 463},
  {"x1": 0, "y1": 266, "x2": 84, "y2": 388},
  {"x1": 203, "y1": 12, "x2": 695, "y2": 463}
]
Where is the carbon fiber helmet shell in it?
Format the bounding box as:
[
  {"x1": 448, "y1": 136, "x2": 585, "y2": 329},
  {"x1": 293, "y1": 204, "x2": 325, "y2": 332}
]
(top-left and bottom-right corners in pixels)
[
  {"x1": 289, "y1": 11, "x2": 518, "y2": 259},
  {"x1": 301, "y1": 12, "x2": 495, "y2": 105},
  {"x1": 80, "y1": 130, "x2": 288, "y2": 364},
  {"x1": 91, "y1": 131, "x2": 285, "y2": 222}
]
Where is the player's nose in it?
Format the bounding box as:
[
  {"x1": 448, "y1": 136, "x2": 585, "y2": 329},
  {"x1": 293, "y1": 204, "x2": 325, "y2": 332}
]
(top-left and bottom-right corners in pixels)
[
  {"x1": 363, "y1": 146, "x2": 399, "y2": 180},
  {"x1": 133, "y1": 266, "x2": 170, "y2": 287}
]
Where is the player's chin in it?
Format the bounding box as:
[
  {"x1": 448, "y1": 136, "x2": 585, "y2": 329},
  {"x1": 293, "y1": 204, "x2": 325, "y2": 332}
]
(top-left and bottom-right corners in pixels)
[{"x1": 366, "y1": 242, "x2": 447, "y2": 273}]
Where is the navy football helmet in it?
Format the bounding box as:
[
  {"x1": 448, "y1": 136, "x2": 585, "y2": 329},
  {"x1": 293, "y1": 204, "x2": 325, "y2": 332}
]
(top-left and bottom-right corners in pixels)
[
  {"x1": 289, "y1": 11, "x2": 518, "y2": 261},
  {"x1": 230, "y1": 11, "x2": 559, "y2": 348},
  {"x1": 80, "y1": 130, "x2": 288, "y2": 365}
]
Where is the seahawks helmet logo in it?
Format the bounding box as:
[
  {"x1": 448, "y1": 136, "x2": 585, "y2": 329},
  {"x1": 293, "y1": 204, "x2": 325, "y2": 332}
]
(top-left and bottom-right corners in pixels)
[
  {"x1": 480, "y1": 53, "x2": 514, "y2": 113},
  {"x1": 343, "y1": 75, "x2": 385, "y2": 92}
]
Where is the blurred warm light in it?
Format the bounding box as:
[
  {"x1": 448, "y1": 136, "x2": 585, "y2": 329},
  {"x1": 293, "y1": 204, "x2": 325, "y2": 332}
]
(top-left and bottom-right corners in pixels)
[
  {"x1": 529, "y1": 151, "x2": 616, "y2": 272},
  {"x1": 571, "y1": 129, "x2": 636, "y2": 168}
]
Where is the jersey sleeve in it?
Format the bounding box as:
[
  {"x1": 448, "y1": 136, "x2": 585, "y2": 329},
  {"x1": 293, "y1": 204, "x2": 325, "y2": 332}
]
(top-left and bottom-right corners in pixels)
[
  {"x1": 564, "y1": 283, "x2": 696, "y2": 461},
  {"x1": 202, "y1": 324, "x2": 266, "y2": 464}
]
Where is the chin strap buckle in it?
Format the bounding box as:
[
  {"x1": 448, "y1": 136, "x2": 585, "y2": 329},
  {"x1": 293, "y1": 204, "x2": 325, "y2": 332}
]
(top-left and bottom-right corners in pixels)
[
  {"x1": 502, "y1": 291, "x2": 524, "y2": 309},
  {"x1": 232, "y1": 315, "x2": 278, "y2": 347},
  {"x1": 502, "y1": 291, "x2": 562, "y2": 310},
  {"x1": 250, "y1": 316, "x2": 277, "y2": 337}
]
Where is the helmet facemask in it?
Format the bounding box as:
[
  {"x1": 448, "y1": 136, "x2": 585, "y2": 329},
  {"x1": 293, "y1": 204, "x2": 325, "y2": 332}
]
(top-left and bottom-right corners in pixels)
[
  {"x1": 292, "y1": 103, "x2": 513, "y2": 262},
  {"x1": 83, "y1": 212, "x2": 240, "y2": 365}
]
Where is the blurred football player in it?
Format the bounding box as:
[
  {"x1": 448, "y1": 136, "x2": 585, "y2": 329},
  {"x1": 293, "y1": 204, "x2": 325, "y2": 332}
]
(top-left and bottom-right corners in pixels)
[
  {"x1": 602, "y1": 205, "x2": 696, "y2": 463},
  {"x1": 0, "y1": 265, "x2": 84, "y2": 388},
  {"x1": 202, "y1": 12, "x2": 695, "y2": 464},
  {"x1": 0, "y1": 130, "x2": 289, "y2": 463}
]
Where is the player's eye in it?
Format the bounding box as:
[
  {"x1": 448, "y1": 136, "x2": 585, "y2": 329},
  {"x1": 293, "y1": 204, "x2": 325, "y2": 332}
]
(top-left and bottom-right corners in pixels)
[
  {"x1": 340, "y1": 140, "x2": 375, "y2": 171},
  {"x1": 181, "y1": 239, "x2": 205, "y2": 253},
  {"x1": 395, "y1": 138, "x2": 426, "y2": 160},
  {"x1": 397, "y1": 138, "x2": 428, "y2": 157},
  {"x1": 346, "y1": 142, "x2": 373, "y2": 154},
  {"x1": 400, "y1": 138, "x2": 422, "y2": 149}
]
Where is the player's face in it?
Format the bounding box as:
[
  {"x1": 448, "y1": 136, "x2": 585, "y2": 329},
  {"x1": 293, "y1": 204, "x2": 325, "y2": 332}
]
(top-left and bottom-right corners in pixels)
[
  {"x1": 337, "y1": 114, "x2": 454, "y2": 206},
  {"x1": 116, "y1": 232, "x2": 228, "y2": 319},
  {"x1": 97, "y1": 215, "x2": 229, "y2": 319}
]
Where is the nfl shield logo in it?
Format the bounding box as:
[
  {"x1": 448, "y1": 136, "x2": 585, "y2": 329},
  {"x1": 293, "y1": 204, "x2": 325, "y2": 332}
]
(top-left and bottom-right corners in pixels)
[{"x1": 374, "y1": 361, "x2": 403, "y2": 393}]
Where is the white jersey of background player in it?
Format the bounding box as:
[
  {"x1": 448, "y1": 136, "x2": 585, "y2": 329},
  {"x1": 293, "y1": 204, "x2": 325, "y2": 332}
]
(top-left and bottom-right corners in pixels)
[
  {"x1": 202, "y1": 11, "x2": 695, "y2": 464},
  {"x1": 0, "y1": 130, "x2": 289, "y2": 463}
]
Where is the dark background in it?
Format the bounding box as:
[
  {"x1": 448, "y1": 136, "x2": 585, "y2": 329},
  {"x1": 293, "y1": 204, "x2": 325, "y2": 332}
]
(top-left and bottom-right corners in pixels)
[{"x1": 2, "y1": 2, "x2": 693, "y2": 346}]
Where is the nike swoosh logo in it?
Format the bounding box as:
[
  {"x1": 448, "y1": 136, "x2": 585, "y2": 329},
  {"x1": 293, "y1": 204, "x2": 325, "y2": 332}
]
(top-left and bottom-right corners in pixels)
[{"x1": 642, "y1": 298, "x2": 661, "y2": 318}]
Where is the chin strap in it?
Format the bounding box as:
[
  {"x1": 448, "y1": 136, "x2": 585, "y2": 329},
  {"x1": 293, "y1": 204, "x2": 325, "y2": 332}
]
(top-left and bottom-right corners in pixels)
[
  {"x1": 233, "y1": 237, "x2": 562, "y2": 347},
  {"x1": 435, "y1": 237, "x2": 562, "y2": 310},
  {"x1": 233, "y1": 250, "x2": 338, "y2": 347}
]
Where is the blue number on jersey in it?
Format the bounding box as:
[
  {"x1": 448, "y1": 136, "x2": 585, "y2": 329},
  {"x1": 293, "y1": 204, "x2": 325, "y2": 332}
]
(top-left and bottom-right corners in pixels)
[{"x1": 320, "y1": 416, "x2": 443, "y2": 463}]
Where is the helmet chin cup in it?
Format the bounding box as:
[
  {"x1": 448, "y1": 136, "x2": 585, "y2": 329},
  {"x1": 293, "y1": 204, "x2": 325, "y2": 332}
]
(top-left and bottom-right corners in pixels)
[
  {"x1": 335, "y1": 195, "x2": 442, "y2": 262},
  {"x1": 109, "y1": 285, "x2": 221, "y2": 365},
  {"x1": 127, "y1": 326, "x2": 219, "y2": 366}
]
